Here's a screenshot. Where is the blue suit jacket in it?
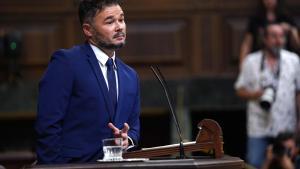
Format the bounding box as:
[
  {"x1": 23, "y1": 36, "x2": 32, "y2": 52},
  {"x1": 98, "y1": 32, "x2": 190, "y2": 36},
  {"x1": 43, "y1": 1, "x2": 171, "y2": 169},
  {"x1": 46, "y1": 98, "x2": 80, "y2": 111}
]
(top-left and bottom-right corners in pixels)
[{"x1": 35, "y1": 43, "x2": 140, "y2": 164}]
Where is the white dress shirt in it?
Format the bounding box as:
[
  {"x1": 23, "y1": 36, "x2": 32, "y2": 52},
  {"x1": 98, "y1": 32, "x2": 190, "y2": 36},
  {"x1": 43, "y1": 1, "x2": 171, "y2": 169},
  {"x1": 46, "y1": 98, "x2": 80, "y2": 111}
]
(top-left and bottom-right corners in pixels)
[
  {"x1": 90, "y1": 44, "x2": 135, "y2": 148},
  {"x1": 90, "y1": 44, "x2": 119, "y2": 99}
]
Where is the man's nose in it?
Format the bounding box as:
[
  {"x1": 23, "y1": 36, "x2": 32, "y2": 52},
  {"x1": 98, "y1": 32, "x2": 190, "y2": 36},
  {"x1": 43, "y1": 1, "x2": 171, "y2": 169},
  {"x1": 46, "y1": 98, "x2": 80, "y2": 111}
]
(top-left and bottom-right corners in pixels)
[
  {"x1": 276, "y1": 38, "x2": 285, "y2": 47},
  {"x1": 115, "y1": 22, "x2": 124, "y2": 31}
]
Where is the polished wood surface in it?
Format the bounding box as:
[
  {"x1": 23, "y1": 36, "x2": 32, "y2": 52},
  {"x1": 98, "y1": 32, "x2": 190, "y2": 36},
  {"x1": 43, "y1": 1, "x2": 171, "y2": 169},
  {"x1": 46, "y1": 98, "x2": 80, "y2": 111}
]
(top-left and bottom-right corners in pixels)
[
  {"x1": 25, "y1": 156, "x2": 244, "y2": 169},
  {"x1": 0, "y1": 151, "x2": 35, "y2": 169}
]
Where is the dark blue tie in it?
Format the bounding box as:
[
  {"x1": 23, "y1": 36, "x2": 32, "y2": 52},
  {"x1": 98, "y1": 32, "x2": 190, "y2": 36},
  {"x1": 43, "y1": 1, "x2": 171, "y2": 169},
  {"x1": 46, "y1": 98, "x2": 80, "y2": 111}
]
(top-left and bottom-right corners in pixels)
[{"x1": 106, "y1": 58, "x2": 117, "y2": 117}]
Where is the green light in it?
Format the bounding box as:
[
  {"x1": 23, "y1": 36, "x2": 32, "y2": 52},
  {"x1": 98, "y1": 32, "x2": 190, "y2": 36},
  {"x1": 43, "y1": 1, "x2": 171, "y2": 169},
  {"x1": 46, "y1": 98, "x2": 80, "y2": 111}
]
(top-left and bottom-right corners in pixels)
[{"x1": 10, "y1": 42, "x2": 17, "y2": 50}]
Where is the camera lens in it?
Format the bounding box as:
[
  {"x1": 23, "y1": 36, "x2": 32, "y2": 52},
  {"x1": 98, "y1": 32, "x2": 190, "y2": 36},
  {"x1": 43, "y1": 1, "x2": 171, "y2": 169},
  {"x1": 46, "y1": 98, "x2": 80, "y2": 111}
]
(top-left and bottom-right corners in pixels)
[
  {"x1": 260, "y1": 100, "x2": 271, "y2": 111},
  {"x1": 260, "y1": 87, "x2": 275, "y2": 111}
]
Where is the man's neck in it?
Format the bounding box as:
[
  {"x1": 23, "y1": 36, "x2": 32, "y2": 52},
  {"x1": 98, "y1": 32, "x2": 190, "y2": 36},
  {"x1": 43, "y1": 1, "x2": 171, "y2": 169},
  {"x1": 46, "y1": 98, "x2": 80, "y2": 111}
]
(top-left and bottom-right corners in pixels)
[
  {"x1": 264, "y1": 49, "x2": 279, "y2": 70},
  {"x1": 265, "y1": 47, "x2": 280, "y2": 59},
  {"x1": 266, "y1": 10, "x2": 276, "y2": 22},
  {"x1": 99, "y1": 47, "x2": 114, "y2": 58},
  {"x1": 89, "y1": 40, "x2": 115, "y2": 58}
]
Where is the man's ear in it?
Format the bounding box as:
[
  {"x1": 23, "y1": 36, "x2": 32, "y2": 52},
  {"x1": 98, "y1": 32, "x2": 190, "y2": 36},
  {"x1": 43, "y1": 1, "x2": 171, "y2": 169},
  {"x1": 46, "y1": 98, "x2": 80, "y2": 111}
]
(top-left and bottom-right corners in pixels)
[{"x1": 82, "y1": 23, "x2": 93, "y2": 38}]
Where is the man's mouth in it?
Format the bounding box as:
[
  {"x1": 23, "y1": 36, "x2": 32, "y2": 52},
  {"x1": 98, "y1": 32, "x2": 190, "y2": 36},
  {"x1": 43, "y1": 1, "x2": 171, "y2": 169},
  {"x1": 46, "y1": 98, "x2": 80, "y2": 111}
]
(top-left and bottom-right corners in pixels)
[{"x1": 113, "y1": 32, "x2": 125, "y2": 39}]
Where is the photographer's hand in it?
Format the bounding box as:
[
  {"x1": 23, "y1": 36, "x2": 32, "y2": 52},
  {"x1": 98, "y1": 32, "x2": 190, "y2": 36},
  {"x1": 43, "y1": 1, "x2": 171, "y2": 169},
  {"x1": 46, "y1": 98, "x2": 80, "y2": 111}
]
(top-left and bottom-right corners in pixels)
[
  {"x1": 282, "y1": 155, "x2": 294, "y2": 169},
  {"x1": 261, "y1": 145, "x2": 273, "y2": 169},
  {"x1": 236, "y1": 87, "x2": 263, "y2": 100}
]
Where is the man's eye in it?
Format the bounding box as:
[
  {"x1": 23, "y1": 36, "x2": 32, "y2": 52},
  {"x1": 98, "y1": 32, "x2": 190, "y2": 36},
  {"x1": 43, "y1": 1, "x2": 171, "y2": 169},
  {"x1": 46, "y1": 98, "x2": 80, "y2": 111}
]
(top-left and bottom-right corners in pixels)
[{"x1": 106, "y1": 21, "x2": 114, "y2": 24}]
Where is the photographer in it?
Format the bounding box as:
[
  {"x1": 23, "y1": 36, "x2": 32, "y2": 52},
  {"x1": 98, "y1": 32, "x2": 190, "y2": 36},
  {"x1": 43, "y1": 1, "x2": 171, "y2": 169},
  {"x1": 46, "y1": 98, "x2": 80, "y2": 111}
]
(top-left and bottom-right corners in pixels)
[
  {"x1": 262, "y1": 132, "x2": 298, "y2": 169},
  {"x1": 235, "y1": 23, "x2": 300, "y2": 168}
]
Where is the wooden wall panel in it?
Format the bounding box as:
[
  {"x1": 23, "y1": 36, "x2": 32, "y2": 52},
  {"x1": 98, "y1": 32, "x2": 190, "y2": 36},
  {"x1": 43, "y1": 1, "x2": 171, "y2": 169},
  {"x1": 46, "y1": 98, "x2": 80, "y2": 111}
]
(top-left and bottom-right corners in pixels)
[
  {"x1": 119, "y1": 20, "x2": 187, "y2": 64},
  {"x1": 198, "y1": 15, "x2": 214, "y2": 73},
  {"x1": 0, "y1": 18, "x2": 72, "y2": 79},
  {"x1": 222, "y1": 16, "x2": 249, "y2": 72},
  {"x1": 0, "y1": 0, "x2": 74, "y2": 13},
  {"x1": 0, "y1": 0, "x2": 300, "y2": 80},
  {"x1": 21, "y1": 25, "x2": 62, "y2": 64}
]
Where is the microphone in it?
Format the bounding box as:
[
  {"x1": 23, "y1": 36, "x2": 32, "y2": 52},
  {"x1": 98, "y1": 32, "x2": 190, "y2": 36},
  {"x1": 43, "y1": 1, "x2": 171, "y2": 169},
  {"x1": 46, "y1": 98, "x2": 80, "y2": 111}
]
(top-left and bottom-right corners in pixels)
[{"x1": 150, "y1": 65, "x2": 185, "y2": 159}]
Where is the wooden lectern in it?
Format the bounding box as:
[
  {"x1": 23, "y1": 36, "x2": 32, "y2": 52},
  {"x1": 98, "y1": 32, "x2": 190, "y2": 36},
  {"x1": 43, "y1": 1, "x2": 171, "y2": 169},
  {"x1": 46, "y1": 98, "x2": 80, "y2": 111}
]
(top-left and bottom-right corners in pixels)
[
  {"x1": 24, "y1": 119, "x2": 245, "y2": 169},
  {"x1": 124, "y1": 118, "x2": 224, "y2": 159}
]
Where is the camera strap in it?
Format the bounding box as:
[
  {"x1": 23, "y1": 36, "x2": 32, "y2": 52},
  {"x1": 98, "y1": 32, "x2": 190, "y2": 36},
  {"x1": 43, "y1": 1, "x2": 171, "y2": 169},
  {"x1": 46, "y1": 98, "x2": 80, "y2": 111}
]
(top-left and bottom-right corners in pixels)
[
  {"x1": 259, "y1": 51, "x2": 282, "y2": 110},
  {"x1": 260, "y1": 52, "x2": 281, "y2": 86}
]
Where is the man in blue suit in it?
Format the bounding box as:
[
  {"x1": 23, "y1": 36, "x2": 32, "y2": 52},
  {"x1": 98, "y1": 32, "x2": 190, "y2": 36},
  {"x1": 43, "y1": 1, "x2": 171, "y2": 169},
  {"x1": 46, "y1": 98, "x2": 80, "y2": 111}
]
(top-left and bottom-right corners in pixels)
[{"x1": 35, "y1": 0, "x2": 140, "y2": 164}]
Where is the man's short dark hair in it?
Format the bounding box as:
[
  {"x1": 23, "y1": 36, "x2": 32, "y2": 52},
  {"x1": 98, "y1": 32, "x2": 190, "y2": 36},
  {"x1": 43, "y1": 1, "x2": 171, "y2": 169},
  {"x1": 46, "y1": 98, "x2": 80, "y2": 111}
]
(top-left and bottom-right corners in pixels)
[
  {"x1": 78, "y1": 0, "x2": 123, "y2": 26},
  {"x1": 272, "y1": 132, "x2": 294, "y2": 158},
  {"x1": 274, "y1": 131, "x2": 294, "y2": 145}
]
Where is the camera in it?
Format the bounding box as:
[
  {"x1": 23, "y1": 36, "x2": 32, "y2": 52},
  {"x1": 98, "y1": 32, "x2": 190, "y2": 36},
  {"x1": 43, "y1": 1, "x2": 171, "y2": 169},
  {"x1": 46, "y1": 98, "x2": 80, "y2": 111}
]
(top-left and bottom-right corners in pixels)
[
  {"x1": 273, "y1": 142, "x2": 292, "y2": 158},
  {"x1": 259, "y1": 86, "x2": 275, "y2": 111}
]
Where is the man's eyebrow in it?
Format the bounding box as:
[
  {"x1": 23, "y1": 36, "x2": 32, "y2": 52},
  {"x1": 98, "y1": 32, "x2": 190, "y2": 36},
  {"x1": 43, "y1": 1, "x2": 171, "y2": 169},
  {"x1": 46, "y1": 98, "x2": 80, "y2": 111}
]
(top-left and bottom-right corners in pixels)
[
  {"x1": 104, "y1": 16, "x2": 114, "y2": 21},
  {"x1": 104, "y1": 12, "x2": 125, "y2": 21}
]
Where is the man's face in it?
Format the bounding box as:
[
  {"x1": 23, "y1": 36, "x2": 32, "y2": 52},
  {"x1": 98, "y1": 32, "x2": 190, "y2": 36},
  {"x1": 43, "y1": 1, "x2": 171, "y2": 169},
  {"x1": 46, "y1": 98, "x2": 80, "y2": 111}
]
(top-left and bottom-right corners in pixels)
[
  {"x1": 85, "y1": 4, "x2": 126, "y2": 50},
  {"x1": 264, "y1": 24, "x2": 286, "y2": 51}
]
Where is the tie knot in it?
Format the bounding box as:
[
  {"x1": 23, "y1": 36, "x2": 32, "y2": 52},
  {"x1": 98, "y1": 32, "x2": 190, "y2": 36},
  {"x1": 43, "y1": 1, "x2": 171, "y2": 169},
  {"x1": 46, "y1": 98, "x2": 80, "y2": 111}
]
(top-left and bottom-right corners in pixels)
[{"x1": 106, "y1": 58, "x2": 114, "y2": 69}]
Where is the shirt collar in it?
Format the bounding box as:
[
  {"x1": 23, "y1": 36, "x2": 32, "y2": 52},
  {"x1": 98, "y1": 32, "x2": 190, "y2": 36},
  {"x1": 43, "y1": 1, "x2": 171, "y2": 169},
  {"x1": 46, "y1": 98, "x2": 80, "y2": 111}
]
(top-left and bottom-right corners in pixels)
[{"x1": 90, "y1": 43, "x2": 116, "y2": 67}]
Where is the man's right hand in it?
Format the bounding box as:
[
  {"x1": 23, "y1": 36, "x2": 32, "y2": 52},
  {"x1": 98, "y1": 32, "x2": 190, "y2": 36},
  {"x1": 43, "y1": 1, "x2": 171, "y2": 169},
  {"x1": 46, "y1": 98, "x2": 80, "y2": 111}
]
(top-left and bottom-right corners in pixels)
[
  {"x1": 236, "y1": 88, "x2": 264, "y2": 100},
  {"x1": 108, "y1": 123, "x2": 130, "y2": 148}
]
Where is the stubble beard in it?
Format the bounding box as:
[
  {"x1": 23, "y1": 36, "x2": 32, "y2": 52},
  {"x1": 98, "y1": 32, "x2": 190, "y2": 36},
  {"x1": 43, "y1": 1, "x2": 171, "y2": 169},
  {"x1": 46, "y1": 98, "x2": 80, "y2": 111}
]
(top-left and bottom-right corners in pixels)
[
  {"x1": 266, "y1": 45, "x2": 282, "y2": 58},
  {"x1": 91, "y1": 29, "x2": 126, "y2": 50}
]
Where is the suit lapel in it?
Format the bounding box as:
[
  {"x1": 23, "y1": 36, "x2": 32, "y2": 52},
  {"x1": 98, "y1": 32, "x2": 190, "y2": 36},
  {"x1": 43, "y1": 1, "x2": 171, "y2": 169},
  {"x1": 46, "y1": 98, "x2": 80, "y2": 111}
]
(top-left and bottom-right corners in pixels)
[{"x1": 83, "y1": 43, "x2": 114, "y2": 121}]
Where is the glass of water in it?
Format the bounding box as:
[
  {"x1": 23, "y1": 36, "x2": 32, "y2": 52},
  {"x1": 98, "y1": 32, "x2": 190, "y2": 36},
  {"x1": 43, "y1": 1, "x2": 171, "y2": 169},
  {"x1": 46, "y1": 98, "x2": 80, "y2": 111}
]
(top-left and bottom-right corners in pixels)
[{"x1": 102, "y1": 138, "x2": 123, "y2": 161}]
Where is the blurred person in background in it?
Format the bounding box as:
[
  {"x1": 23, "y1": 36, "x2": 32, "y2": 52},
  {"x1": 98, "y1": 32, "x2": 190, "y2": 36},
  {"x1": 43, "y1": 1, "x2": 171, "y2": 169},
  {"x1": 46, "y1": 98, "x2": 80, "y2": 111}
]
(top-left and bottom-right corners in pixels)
[
  {"x1": 235, "y1": 23, "x2": 300, "y2": 168},
  {"x1": 239, "y1": 0, "x2": 300, "y2": 67},
  {"x1": 262, "y1": 132, "x2": 298, "y2": 169}
]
